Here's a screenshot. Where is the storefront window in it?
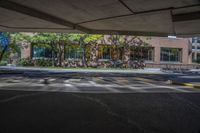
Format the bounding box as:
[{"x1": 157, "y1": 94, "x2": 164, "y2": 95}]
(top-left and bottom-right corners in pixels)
[
  {"x1": 65, "y1": 46, "x2": 83, "y2": 59},
  {"x1": 160, "y1": 47, "x2": 182, "y2": 62},
  {"x1": 130, "y1": 47, "x2": 154, "y2": 61},
  {"x1": 98, "y1": 47, "x2": 111, "y2": 59},
  {"x1": 32, "y1": 46, "x2": 52, "y2": 58}
]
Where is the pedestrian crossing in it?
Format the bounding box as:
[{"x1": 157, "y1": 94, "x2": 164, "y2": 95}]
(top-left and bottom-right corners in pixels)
[{"x1": 0, "y1": 76, "x2": 199, "y2": 93}]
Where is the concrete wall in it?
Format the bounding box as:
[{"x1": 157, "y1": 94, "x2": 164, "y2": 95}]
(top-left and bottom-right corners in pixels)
[{"x1": 144, "y1": 37, "x2": 192, "y2": 64}]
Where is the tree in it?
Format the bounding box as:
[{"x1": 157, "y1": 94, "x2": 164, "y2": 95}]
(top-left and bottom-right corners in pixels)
[
  {"x1": 69, "y1": 34, "x2": 103, "y2": 67},
  {"x1": 28, "y1": 33, "x2": 103, "y2": 67},
  {"x1": 0, "y1": 32, "x2": 9, "y2": 62},
  {"x1": 31, "y1": 33, "x2": 71, "y2": 67},
  {"x1": 106, "y1": 35, "x2": 150, "y2": 68},
  {"x1": 0, "y1": 32, "x2": 29, "y2": 63}
]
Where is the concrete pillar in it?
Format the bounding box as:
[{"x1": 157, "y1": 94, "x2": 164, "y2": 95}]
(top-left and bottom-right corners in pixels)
[
  {"x1": 123, "y1": 45, "x2": 130, "y2": 68},
  {"x1": 21, "y1": 42, "x2": 31, "y2": 58},
  {"x1": 154, "y1": 46, "x2": 160, "y2": 64},
  {"x1": 188, "y1": 53, "x2": 192, "y2": 64}
]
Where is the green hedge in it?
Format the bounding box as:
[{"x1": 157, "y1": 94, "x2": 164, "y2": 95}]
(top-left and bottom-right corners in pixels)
[
  {"x1": 16, "y1": 58, "x2": 34, "y2": 66},
  {"x1": 0, "y1": 60, "x2": 8, "y2": 66},
  {"x1": 34, "y1": 59, "x2": 53, "y2": 67},
  {"x1": 16, "y1": 58, "x2": 53, "y2": 67}
]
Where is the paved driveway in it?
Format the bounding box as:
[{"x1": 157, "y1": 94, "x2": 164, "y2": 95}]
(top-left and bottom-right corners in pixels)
[
  {"x1": 0, "y1": 71, "x2": 200, "y2": 133},
  {"x1": 0, "y1": 76, "x2": 199, "y2": 93}
]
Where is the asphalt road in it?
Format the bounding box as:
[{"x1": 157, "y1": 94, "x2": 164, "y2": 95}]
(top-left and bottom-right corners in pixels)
[
  {"x1": 0, "y1": 91, "x2": 200, "y2": 133},
  {"x1": 0, "y1": 70, "x2": 200, "y2": 133}
]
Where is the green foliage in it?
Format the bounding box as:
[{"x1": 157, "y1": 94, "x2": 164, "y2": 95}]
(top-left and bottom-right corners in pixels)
[
  {"x1": 16, "y1": 58, "x2": 53, "y2": 67},
  {"x1": 31, "y1": 33, "x2": 72, "y2": 44},
  {"x1": 0, "y1": 60, "x2": 8, "y2": 66},
  {"x1": 107, "y1": 35, "x2": 149, "y2": 47},
  {"x1": 16, "y1": 58, "x2": 34, "y2": 66},
  {"x1": 0, "y1": 32, "x2": 30, "y2": 62},
  {"x1": 34, "y1": 59, "x2": 53, "y2": 67}
]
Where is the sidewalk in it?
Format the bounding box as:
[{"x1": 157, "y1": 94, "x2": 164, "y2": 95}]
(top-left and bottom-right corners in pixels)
[{"x1": 0, "y1": 66, "x2": 165, "y2": 74}]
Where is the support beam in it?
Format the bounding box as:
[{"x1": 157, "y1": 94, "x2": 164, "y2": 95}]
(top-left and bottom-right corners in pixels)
[
  {"x1": 118, "y1": 0, "x2": 135, "y2": 13},
  {"x1": 87, "y1": 29, "x2": 168, "y2": 37},
  {"x1": 78, "y1": 4, "x2": 200, "y2": 25},
  {"x1": 0, "y1": 0, "x2": 74, "y2": 28},
  {"x1": 172, "y1": 11, "x2": 200, "y2": 22}
]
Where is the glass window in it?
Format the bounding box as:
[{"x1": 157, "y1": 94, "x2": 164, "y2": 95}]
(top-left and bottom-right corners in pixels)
[
  {"x1": 98, "y1": 46, "x2": 111, "y2": 59},
  {"x1": 192, "y1": 37, "x2": 200, "y2": 43},
  {"x1": 197, "y1": 53, "x2": 200, "y2": 60},
  {"x1": 65, "y1": 46, "x2": 83, "y2": 59},
  {"x1": 32, "y1": 46, "x2": 52, "y2": 58},
  {"x1": 143, "y1": 48, "x2": 154, "y2": 61},
  {"x1": 192, "y1": 37, "x2": 197, "y2": 43},
  {"x1": 192, "y1": 53, "x2": 195, "y2": 60},
  {"x1": 130, "y1": 47, "x2": 154, "y2": 61},
  {"x1": 160, "y1": 48, "x2": 182, "y2": 62}
]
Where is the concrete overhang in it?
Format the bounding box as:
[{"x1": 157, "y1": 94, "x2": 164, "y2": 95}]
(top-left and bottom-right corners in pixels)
[{"x1": 0, "y1": 0, "x2": 200, "y2": 36}]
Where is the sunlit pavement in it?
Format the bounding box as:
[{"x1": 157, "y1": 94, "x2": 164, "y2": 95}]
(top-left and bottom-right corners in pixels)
[{"x1": 0, "y1": 75, "x2": 200, "y2": 93}]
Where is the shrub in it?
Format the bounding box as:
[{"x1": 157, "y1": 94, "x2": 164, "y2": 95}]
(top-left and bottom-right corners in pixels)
[
  {"x1": 34, "y1": 59, "x2": 53, "y2": 67},
  {"x1": 0, "y1": 60, "x2": 8, "y2": 66},
  {"x1": 16, "y1": 58, "x2": 34, "y2": 66}
]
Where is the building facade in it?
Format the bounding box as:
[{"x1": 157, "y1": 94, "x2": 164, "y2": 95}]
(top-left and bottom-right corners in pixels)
[
  {"x1": 144, "y1": 37, "x2": 192, "y2": 64},
  {"x1": 20, "y1": 36, "x2": 193, "y2": 68}
]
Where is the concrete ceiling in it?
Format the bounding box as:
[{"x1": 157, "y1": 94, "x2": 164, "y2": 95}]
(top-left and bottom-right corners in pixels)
[{"x1": 0, "y1": 0, "x2": 200, "y2": 36}]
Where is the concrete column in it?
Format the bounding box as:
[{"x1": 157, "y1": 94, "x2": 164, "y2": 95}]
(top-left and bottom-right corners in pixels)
[
  {"x1": 188, "y1": 53, "x2": 192, "y2": 64},
  {"x1": 154, "y1": 46, "x2": 160, "y2": 64},
  {"x1": 21, "y1": 42, "x2": 31, "y2": 58},
  {"x1": 182, "y1": 47, "x2": 189, "y2": 64}
]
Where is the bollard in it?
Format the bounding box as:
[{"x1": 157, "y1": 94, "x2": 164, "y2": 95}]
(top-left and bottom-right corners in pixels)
[{"x1": 43, "y1": 78, "x2": 49, "y2": 84}]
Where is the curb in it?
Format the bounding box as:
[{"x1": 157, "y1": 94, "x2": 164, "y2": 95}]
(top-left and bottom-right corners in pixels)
[{"x1": 171, "y1": 80, "x2": 200, "y2": 89}]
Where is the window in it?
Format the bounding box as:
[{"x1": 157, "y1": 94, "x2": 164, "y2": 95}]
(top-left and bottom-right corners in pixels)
[
  {"x1": 32, "y1": 46, "x2": 52, "y2": 58},
  {"x1": 192, "y1": 37, "x2": 200, "y2": 43},
  {"x1": 143, "y1": 48, "x2": 154, "y2": 61},
  {"x1": 192, "y1": 53, "x2": 195, "y2": 60},
  {"x1": 65, "y1": 46, "x2": 83, "y2": 59},
  {"x1": 192, "y1": 46, "x2": 195, "y2": 49},
  {"x1": 130, "y1": 47, "x2": 154, "y2": 61},
  {"x1": 160, "y1": 48, "x2": 182, "y2": 62},
  {"x1": 98, "y1": 47, "x2": 111, "y2": 59},
  {"x1": 192, "y1": 37, "x2": 197, "y2": 43},
  {"x1": 197, "y1": 53, "x2": 200, "y2": 60}
]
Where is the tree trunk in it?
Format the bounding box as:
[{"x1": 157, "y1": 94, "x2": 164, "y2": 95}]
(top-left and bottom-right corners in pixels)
[
  {"x1": 89, "y1": 44, "x2": 98, "y2": 67},
  {"x1": 123, "y1": 44, "x2": 130, "y2": 68},
  {"x1": 0, "y1": 45, "x2": 8, "y2": 63},
  {"x1": 82, "y1": 44, "x2": 87, "y2": 67},
  {"x1": 58, "y1": 42, "x2": 65, "y2": 67},
  {"x1": 51, "y1": 43, "x2": 55, "y2": 67}
]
